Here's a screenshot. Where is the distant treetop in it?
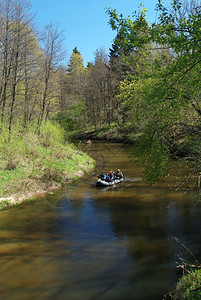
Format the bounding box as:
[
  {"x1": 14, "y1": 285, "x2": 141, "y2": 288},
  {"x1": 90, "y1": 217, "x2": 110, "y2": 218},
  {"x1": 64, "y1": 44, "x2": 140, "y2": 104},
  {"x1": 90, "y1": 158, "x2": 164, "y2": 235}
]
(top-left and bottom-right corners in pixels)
[{"x1": 73, "y1": 47, "x2": 81, "y2": 55}]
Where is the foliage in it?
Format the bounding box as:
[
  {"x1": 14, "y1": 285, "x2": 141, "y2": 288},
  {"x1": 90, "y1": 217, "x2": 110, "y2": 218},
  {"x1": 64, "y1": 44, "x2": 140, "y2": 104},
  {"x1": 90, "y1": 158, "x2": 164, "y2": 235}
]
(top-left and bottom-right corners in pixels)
[
  {"x1": 173, "y1": 269, "x2": 201, "y2": 300},
  {"x1": 106, "y1": 0, "x2": 201, "y2": 184},
  {"x1": 0, "y1": 0, "x2": 66, "y2": 136},
  {"x1": 130, "y1": 124, "x2": 170, "y2": 184},
  {"x1": 106, "y1": 4, "x2": 150, "y2": 54},
  {"x1": 67, "y1": 47, "x2": 85, "y2": 74},
  {"x1": 0, "y1": 200, "x2": 10, "y2": 210},
  {"x1": 56, "y1": 102, "x2": 88, "y2": 136},
  {"x1": 39, "y1": 120, "x2": 65, "y2": 147}
]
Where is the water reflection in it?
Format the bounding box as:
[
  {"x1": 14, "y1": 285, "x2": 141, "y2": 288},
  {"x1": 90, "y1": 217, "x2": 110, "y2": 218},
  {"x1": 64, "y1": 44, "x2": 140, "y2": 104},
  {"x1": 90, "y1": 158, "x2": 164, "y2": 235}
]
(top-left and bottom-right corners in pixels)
[{"x1": 0, "y1": 142, "x2": 201, "y2": 299}]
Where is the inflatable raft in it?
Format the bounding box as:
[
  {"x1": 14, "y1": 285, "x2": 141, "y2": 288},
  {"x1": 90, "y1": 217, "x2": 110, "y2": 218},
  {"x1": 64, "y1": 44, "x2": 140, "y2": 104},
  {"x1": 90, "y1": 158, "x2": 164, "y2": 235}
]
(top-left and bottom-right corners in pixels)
[{"x1": 96, "y1": 178, "x2": 123, "y2": 187}]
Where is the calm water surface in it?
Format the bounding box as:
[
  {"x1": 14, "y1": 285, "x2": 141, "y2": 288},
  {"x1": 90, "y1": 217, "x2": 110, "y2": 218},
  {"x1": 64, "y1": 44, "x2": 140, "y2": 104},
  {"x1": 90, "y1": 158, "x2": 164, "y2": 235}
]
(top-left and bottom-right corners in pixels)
[{"x1": 0, "y1": 142, "x2": 201, "y2": 300}]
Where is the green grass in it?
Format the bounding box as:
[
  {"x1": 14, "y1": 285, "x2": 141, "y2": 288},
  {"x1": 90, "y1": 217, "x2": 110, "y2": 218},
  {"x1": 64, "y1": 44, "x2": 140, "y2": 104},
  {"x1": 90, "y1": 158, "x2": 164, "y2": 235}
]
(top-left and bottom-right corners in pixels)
[
  {"x1": 173, "y1": 270, "x2": 201, "y2": 300},
  {"x1": 0, "y1": 200, "x2": 10, "y2": 210},
  {"x1": 0, "y1": 120, "x2": 95, "y2": 201}
]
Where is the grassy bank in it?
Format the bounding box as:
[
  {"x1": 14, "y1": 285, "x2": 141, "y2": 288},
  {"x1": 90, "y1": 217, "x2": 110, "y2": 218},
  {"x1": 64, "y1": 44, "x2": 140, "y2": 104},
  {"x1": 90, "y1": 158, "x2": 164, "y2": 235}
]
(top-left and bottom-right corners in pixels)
[
  {"x1": 172, "y1": 269, "x2": 201, "y2": 300},
  {"x1": 0, "y1": 121, "x2": 95, "y2": 210},
  {"x1": 73, "y1": 123, "x2": 134, "y2": 144}
]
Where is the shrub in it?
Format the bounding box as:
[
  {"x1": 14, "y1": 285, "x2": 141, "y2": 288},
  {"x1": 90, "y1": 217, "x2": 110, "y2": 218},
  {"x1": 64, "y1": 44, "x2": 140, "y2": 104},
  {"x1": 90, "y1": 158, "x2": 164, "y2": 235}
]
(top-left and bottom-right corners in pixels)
[
  {"x1": 0, "y1": 200, "x2": 10, "y2": 210},
  {"x1": 174, "y1": 270, "x2": 201, "y2": 300},
  {"x1": 39, "y1": 120, "x2": 65, "y2": 147}
]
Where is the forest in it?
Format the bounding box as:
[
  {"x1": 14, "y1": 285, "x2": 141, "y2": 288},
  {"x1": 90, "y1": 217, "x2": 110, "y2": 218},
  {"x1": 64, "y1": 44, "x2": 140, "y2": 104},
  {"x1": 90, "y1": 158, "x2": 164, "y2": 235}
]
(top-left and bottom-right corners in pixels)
[{"x1": 0, "y1": 0, "x2": 200, "y2": 185}]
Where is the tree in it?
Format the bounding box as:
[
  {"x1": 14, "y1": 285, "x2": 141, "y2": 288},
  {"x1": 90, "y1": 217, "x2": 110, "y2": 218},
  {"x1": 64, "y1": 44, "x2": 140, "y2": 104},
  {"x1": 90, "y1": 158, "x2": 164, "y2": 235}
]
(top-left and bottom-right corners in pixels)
[
  {"x1": 66, "y1": 47, "x2": 86, "y2": 98},
  {"x1": 0, "y1": 0, "x2": 37, "y2": 138},
  {"x1": 107, "y1": 0, "x2": 201, "y2": 183},
  {"x1": 38, "y1": 22, "x2": 65, "y2": 129},
  {"x1": 0, "y1": 0, "x2": 69, "y2": 142},
  {"x1": 85, "y1": 47, "x2": 113, "y2": 129},
  {"x1": 0, "y1": 0, "x2": 14, "y2": 130}
]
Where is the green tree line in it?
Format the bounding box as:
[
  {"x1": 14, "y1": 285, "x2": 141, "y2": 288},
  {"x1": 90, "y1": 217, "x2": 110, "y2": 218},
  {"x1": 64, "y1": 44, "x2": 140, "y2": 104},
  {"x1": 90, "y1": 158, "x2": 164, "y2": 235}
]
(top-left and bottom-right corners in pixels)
[
  {"x1": 60, "y1": 0, "x2": 201, "y2": 184},
  {"x1": 105, "y1": 0, "x2": 201, "y2": 183},
  {"x1": 0, "y1": 0, "x2": 200, "y2": 183},
  {"x1": 0, "y1": 0, "x2": 66, "y2": 138}
]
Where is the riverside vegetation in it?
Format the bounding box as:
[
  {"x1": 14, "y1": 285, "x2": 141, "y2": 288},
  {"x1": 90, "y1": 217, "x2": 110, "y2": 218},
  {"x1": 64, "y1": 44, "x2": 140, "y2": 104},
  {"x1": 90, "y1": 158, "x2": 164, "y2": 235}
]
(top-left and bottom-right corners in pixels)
[
  {"x1": 0, "y1": 0, "x2": 95, "y2": 210},
  {"x1": 0, "y1": 120, "x2": 95, "y2": 209},
  {"x1": 171, "y1": 269, "x2": 201, "y2": 300}
]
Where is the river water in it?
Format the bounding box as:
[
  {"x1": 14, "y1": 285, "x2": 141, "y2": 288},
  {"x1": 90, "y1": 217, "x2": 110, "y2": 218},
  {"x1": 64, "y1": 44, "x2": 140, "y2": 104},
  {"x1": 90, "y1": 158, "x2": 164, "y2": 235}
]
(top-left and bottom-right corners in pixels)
[{"x1": 0, "y1": 142, "x2": 201, "y2": 300}]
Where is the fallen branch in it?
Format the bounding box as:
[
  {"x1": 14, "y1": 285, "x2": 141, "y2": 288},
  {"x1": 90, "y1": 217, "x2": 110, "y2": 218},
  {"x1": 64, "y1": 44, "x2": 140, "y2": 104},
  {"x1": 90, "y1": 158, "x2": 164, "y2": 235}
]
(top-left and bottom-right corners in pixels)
[
  {"x1": 177, "y1": 264, "x2": 201, "y2": 270},
  {"x1": 190, "y1": 286, "x2": 201, "y2": 293}
]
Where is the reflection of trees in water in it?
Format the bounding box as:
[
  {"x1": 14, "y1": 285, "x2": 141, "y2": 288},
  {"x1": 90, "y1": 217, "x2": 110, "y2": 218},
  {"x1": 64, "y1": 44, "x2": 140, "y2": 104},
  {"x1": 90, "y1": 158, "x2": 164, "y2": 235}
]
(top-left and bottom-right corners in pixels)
[
  {"x1": 93, "y1": 187, "x2": 201, "y2": 297},
  {"x1": 110, "y1": 201, "x2": 170, "y2": 254},
  {"x1": 167, "y1": 160, "x2": 198, "y2": 194}
]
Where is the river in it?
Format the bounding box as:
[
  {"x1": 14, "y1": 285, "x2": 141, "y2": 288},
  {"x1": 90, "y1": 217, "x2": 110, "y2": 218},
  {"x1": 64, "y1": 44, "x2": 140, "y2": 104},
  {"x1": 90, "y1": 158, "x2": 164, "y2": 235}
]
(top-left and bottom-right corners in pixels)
[{"x1": 0, "y1": 142, "x2": 201, "y2": 300}]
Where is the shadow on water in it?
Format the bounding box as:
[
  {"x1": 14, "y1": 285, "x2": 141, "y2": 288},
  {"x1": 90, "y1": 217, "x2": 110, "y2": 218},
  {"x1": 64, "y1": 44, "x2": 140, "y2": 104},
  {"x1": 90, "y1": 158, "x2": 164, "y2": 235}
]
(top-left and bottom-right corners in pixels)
[{"x1": 0, "y1": 142, "x2": 201, "y2": 299}]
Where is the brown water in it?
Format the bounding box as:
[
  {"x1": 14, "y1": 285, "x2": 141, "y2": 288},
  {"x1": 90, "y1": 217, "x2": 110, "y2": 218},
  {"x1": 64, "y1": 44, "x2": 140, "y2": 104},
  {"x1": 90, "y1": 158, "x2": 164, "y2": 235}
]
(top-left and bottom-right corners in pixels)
[{"x1": 0, "y1": 142, "x2": 201, "y2": 300}]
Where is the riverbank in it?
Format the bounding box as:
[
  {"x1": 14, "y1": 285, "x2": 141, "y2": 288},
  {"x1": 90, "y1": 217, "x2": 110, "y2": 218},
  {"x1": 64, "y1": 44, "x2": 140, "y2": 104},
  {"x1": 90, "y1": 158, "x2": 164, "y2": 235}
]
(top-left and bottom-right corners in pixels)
[
  {"x1": 74, "y1": 125, "x2": 199, "y2": 161},
  {"x1": 0, "y1": 167, "x2": 94, "y2": 211},
  {"x1": 168, "y1": 269, "x2": 201, "y2": 299},
  {"x1": 0, "y1": 121, "x2": 95, "y2": 210},
  {"x1": 73, "y1": 124, "x2": 134, "y2": 144}
]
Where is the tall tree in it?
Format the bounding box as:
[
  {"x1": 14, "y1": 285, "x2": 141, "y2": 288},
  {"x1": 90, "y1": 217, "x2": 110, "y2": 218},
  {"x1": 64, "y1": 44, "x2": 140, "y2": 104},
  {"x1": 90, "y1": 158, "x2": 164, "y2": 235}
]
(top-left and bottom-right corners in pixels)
[
  {"x1": 63, "y1": 47, "x2": 86, "y2": 109},
  {"x1": 0, "y1": 0, "x2": 36, "y2": 137},
  {"x1": 107, "y1": 0, "x2": 201, "y2": 183},
  {"x1": 85, "y1": 48, "x2": 112, "y2": 128},
  {"x1": 38, "y1": 22, "x2": 65, "y2": 128},
  {"x1": 0, "y1": 0, "x2": 14, "y2": 130}
]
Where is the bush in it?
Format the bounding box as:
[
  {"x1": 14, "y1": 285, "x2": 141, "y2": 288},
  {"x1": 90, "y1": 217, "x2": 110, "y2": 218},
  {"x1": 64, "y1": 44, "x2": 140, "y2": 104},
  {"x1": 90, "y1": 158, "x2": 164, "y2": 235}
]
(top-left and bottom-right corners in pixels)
[
  {"x1": 0, "y1": 200, "x2": 10, "y2": 210},
  {"x1": 0, "y1": 126, "x2": 27, "y2": 169},
  {"x1": 56, "y1": 102, "x2": 89, "y2": 136},
  {"x1": 39, "y1": 120, "x2": 65, "y2": 147},
  {"x1": 173, "y1": 270, "x2": 201, "y2": 300}
]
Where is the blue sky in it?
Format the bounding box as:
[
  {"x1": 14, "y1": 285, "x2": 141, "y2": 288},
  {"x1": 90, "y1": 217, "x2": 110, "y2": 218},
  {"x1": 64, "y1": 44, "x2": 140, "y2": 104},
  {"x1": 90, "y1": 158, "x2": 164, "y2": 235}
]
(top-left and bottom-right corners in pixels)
[{"x1": 31, "y1": 0, "x2": 170, "y2": 65}]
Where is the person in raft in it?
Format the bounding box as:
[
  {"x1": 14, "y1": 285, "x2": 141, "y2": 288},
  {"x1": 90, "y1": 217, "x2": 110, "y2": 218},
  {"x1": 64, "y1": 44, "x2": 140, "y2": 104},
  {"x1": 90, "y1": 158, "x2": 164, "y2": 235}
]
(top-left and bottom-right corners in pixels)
[
  {"x1": 98, "y1": 171, "x2": 113, "y2": 182},
  {"x1": 114, "y1": 169, "x2": 123, "y2": 179},
  {"x1": 97, "y1": 172, "x2": 106, "y2": 180},
  {"x1": 108, "y1": 170, "x2": 114, "y2": 181},
  {"x1": 85, "y1": 139, "x2": 92, "y2": 144}
]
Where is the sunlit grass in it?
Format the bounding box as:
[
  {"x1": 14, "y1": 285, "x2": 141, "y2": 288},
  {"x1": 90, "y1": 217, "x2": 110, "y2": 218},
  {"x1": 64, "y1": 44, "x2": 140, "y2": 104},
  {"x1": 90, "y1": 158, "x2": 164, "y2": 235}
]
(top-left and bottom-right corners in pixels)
[
  {"x1": 174, "y1": 269, "x2": 201, "y2": 300},
  {"x1": 0, "y1": 120, "x2": 95, "y2": 199}
]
